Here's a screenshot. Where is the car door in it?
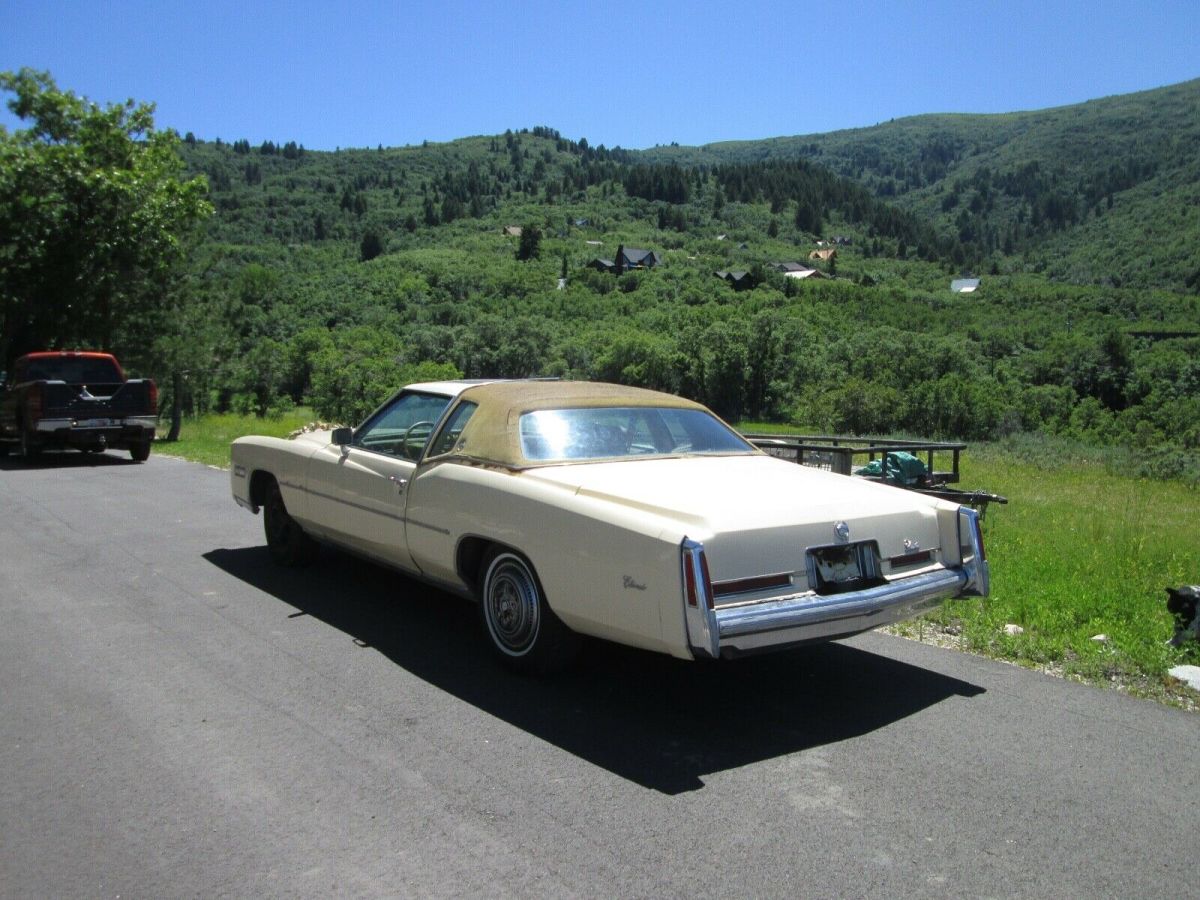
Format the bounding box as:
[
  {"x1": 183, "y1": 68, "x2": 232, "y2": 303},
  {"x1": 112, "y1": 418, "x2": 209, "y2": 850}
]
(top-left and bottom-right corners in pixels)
[
  {"x1": 305, "y1": 391, "x2": 451, "y2": 571},
  {"x1": 403, "y1": 399, "x2": 480, "y2": 584}
]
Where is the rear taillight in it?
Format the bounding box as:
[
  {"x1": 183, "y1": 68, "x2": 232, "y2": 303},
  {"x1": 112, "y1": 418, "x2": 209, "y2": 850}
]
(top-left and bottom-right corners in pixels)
[
  {"x1": 699, "y1": 553, "x2": 713, "y2": 609},
  {"x1": 27, "y1": 384, "x2": 43, "y2": 420},
  {"x1": 959, "y1": 507, "x2": 986, "y2": 564},
  {"x1": 681, "y1": 538, "x2": 719, "y2": 658},
  {"x1": 147, "y1": 380, "x2": 158, "y2": 414},
  {"x1": 682, "y1": 540, "x2": 714, "y2": 610},
  {"x1": 956, "y1": 507, "x2": 990, "y2": 597}
]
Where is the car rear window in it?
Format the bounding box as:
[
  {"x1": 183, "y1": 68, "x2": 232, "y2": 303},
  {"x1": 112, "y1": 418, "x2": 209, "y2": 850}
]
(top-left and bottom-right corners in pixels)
[{"x1": 518, "y1": 406, "x2": 753, "y2": 462}]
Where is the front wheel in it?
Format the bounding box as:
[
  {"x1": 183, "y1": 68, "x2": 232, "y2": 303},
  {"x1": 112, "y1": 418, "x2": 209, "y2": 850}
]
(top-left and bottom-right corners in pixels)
[
  {"x1": 263, "y1": 479, "x2": 318, "y2": 566},
  {"x1": 479, "y1": 548, "x2": 577, "y2": 674}
]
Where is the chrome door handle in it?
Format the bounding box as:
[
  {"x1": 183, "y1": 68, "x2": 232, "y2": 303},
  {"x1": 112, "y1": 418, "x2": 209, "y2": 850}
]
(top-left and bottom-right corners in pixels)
[{"x1": 388, "y1": 475, "x2": 408, "y2": 492}]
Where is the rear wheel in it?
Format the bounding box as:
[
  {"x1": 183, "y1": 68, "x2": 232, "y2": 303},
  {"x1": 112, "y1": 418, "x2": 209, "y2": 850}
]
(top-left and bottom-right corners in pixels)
[
  {"x1": 19, "y1": 420, "x2": 40, "y2": 460},
  {"x1": 478, "y1": 547, "x2": 577, "y2": 674},
  {"x1": 129, "y1": 439, "x2": 152, "y2": 462},
  {"x1": 263, "y1": 479, "x2": 318, "y2": 566}
]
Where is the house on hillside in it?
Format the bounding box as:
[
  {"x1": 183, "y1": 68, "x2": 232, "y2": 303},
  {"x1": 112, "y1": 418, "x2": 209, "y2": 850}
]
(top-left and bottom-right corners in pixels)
[
  {"x1": 714, "y1": 270, "x2": 756, "y2": 291},
  {"x1": 774, "y1": 262, "x2": 824, "y2": 279},
  {"x1": 503, "y1": 225, "x2": 523, "y2": 237},
  {"x1": 951, "y1": 278, "x2": 981, "y2": 293},
  {"x1": 809, "y1": 248, "x2": 837, "y2": 262},
  {"x1": 587, "y1": 245, "x2": 662, "y2": 274},
  {"x1": 616, "y1": 246, "x2": 661, "y2": 270}
]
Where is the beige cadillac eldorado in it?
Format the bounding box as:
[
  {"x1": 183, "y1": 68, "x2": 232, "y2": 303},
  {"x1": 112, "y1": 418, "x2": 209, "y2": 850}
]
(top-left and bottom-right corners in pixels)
[{"x1": 231, "y1": 380, "x2": 988, "y2": 672}]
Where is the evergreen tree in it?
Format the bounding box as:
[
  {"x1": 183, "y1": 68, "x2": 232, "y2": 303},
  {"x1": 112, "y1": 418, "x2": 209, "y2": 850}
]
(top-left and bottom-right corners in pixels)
[
  {"x1": 515, "y1": 223, "x2": 542, "y2": 261},
  {"x1": 359, "y1": 229, "x2": 384, "y2": 262}
]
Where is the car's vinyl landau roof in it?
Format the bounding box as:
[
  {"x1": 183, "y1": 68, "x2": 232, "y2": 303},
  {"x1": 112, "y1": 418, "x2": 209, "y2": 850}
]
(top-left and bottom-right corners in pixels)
[{"x1": 448, "y1": 380, "x2": 712, "y2": 467}]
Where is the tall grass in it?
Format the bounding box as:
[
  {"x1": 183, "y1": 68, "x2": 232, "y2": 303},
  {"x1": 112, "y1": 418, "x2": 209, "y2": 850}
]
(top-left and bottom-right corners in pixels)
[
  {"x1": 947, "y1": 446, "x2": 1197, "y2": 687},
  {"x1": 155, "y1": 408, "x2": 317, "y2": 468}
]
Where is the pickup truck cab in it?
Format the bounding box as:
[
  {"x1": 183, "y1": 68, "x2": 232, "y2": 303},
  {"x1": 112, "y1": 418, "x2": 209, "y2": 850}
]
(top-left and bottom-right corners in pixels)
[{"x1": 0, "y1": 351, "x2": 157, "y2": 461}]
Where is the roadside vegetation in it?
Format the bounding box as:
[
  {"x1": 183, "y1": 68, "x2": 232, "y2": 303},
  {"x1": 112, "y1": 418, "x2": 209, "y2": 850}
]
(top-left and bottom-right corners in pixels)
[
  {"x1": 908, "y1": 441, "x2": 1198, "y2": 708},
  {"x1": 158, "y1": 407, "x2": 315, "y2": 468}
]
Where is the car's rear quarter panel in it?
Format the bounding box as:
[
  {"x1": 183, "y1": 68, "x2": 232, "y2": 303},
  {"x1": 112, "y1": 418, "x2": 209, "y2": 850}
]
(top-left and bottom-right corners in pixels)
[{"x1": 405, "y1": 461, "x2": 697, "y2": 658}]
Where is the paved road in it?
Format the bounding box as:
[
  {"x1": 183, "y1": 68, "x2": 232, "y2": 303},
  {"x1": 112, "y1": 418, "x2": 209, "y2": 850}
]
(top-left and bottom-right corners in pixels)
[{"x1": 1, "y1": 450, "x2": 1196, "y2": 898}]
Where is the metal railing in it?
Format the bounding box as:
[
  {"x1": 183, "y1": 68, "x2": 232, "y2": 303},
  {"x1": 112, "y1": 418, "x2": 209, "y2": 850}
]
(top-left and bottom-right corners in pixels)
[{"x1": 743, "y1": 433, "x2": 965, "y2": 482}]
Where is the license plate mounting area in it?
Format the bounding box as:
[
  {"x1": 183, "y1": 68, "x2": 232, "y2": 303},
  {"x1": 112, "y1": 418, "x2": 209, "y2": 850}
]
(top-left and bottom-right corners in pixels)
[{"x1": 806, "y1": 541, "x2": 884, "y2": 595}]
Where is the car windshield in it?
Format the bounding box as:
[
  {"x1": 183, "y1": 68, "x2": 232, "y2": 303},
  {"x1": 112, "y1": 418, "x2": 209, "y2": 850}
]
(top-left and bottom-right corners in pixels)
[{"x1": 519, "y1": 406, "x2": 753, "y2": 462}]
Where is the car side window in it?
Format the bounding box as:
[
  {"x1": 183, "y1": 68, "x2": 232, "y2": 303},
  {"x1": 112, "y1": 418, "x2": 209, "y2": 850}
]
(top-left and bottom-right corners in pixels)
[
  {"x1": 426, "y1": 401, "x2": 477, "y2": 458},
  {"x1": 354, "y1": 392, "x2": 451, "y2": 460}
]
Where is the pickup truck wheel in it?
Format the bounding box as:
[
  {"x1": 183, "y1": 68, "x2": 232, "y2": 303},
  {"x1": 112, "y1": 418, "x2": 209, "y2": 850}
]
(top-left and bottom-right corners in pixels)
[
  {"x1": 263, "y1": 480, "x2": 318, "y2": 566},
  {"x1": 19, "y1": 421, "x2": 41, "y2": 460},
  {"x1": 129, "y1": 440, "x2": 152, "y2": 462},
  {"x1": 479, "y1": 548, "x2": 577, "y2": 674}
]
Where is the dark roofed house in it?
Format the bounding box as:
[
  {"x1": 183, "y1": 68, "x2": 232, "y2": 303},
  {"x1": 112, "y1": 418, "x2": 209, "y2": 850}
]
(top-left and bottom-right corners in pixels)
[
  {"x1": 587, "y1": 258, "x2": 617, "y2": 273},
  {"x1": 616, "y1": 246, "x2": 661, "y2": 270},
  {"x1": 714, "y1": 270, "x2": 755, "y2": 291}
]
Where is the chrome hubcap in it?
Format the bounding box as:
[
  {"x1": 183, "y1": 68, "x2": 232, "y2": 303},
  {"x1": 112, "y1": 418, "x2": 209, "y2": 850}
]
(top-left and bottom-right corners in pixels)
[{"x1": 486, "y1": 558, "x2": 539, "y2": 655}]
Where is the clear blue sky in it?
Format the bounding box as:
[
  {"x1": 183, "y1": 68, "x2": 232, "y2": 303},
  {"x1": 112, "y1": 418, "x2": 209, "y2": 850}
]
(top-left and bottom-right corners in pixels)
[{"x1": 2, "y1": 0, "x2": 1198, "y2": 151}]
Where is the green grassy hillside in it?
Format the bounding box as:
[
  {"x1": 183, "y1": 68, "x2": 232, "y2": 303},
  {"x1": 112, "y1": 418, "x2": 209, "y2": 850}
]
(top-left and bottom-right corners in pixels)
[
  {"x1": 639, "y1": 79, "x2": 1200, "y2": 291},
  {"x1": 165, "y1": 88, "x2": 1199, "y2": 475}
]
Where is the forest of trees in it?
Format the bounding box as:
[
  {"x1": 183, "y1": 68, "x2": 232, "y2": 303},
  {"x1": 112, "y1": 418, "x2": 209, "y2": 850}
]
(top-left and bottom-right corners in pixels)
[{"x1": 3, "y1": 70, "x2": 1198, "y2": 479}]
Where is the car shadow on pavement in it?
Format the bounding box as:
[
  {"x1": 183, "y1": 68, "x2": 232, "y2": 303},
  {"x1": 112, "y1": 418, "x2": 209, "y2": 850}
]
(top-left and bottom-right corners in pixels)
[{"x1": 205, "y1": 545, "x2": 985, "y2": 794}]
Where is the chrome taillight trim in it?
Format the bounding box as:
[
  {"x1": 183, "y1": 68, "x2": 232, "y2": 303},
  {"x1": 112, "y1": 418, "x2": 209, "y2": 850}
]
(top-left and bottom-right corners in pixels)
[
  {"x1": 956, "y1": 506, "x2": 990, "y2": 597},
  {"x1": 681, "y1": 538, "x2": 719, "y2": 659}
]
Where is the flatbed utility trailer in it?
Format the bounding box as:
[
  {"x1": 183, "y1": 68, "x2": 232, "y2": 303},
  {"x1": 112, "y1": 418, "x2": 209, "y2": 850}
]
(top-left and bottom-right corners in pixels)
[{"x1": 744, "y1": 433, "x2": 1008, "y2": 516}]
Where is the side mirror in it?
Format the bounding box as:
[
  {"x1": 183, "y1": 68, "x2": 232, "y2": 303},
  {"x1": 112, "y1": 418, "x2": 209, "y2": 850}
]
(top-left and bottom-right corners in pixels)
[{"x1": 331, "y1": 427, "x2": 353, "y2": 447}]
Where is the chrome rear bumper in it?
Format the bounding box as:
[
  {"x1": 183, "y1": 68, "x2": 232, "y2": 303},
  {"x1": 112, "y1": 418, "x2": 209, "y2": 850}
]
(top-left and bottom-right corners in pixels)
[{"x1": 683, "y1": 508, "x2": 989, "y2": 659}]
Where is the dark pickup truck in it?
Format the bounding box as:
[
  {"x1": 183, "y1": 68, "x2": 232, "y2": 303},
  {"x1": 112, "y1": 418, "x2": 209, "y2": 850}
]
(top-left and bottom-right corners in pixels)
[{"x1": 0, "y1": 351, "x2": 157, "y2": 461}]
